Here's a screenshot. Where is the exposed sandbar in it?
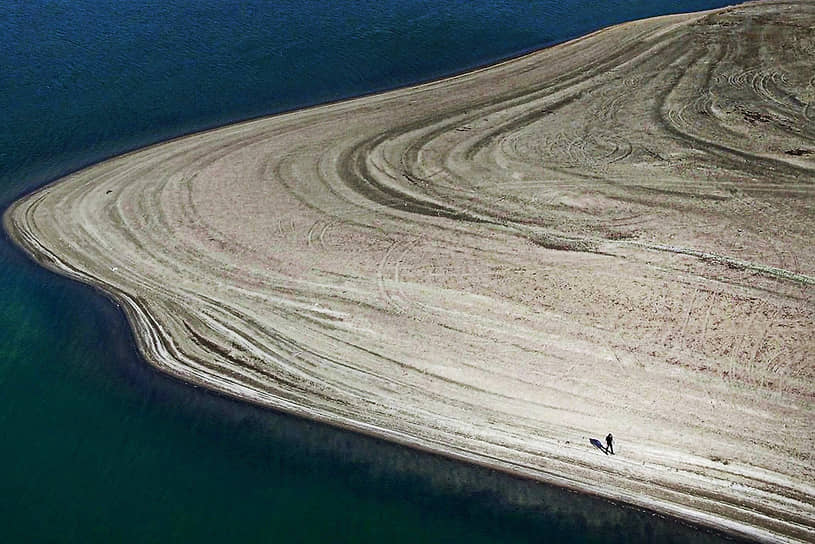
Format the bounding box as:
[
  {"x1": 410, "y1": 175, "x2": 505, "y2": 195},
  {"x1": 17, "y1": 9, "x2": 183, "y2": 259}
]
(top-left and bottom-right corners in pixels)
[{"x1": 5, "y1": 1, "x2": 814, "y2": 541}]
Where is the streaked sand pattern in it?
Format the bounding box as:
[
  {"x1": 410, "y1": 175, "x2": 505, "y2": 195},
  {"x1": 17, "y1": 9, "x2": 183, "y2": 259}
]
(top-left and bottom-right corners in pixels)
[{"x1": 5, "y1": 1, "x2": 814, "y2": 541}]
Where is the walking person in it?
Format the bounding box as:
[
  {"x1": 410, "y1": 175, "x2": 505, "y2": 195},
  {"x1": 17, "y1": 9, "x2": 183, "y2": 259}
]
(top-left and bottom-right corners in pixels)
[{"x1": 606, "y1": 433, "x2": 614, "y2": 455}]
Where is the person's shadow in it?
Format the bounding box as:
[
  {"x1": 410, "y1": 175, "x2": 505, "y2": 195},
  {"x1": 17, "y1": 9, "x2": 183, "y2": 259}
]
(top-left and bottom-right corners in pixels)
[{"x1": 589, "y1": 438, "x2": 608, "y2": 454}]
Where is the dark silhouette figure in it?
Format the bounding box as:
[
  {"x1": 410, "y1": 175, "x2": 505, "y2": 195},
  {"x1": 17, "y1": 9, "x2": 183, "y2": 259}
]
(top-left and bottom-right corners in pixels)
[{"x1": 606, "y1": 433, "x2": 614, "y2": 455}]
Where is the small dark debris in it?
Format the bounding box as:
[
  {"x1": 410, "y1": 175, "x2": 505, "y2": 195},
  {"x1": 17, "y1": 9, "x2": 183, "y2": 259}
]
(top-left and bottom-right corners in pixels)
[
  {"x1": 604, "y1": 230, "x2": 639, "y2": 241},
  {"x1": 106, "y1": 190, "x2": 112, "y2": 194},
  {"x1": 741, "y1": 109, "x2": 773, "y2": 124},
  {"x1": 784, "y1": 148, "x2": 813, "y2": 156}
]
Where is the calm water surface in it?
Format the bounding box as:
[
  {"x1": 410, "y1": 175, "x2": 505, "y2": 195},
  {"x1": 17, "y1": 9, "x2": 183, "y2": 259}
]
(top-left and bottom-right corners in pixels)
[{"x1": 1, "y1": 1, "x2": 745, "y2": 542}]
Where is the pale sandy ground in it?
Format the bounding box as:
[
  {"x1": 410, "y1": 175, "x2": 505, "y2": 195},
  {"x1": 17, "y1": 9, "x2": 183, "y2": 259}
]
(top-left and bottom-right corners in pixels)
[{"x1": 5, "y1": 1, "x2": 815, "y2": 541}]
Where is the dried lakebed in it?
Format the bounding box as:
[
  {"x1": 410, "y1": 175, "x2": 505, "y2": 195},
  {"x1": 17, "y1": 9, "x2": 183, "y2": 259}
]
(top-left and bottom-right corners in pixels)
[{"x1": 5, "y1": 1, "x2": 814, "y2": 542}]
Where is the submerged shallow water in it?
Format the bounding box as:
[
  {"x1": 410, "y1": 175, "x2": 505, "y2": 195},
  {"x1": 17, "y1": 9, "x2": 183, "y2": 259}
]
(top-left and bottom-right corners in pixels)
[{"x1": 1, "y1": 1, "x2": 744, "y2": 541}]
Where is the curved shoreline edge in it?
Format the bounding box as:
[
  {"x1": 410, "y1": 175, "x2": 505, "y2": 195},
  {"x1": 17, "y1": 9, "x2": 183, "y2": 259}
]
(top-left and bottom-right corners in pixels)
[
  {"x1": 0, "y1": 215, "x2": 761, "y2": 542},
  {"x1": 5, "y1": 2, "x2": 814, "y2": 542}
]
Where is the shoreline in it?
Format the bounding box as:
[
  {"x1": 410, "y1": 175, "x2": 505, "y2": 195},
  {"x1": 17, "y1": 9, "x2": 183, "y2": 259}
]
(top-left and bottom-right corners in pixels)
[
  {"x1": 0, "y1": 226, "x2": 756, "y2": 544},
  {"x1": 0, "y1": 3, "x2": 735, "y2": 212},
  {"x1": 5, "y1": 1, "x2": 813, "y2": 542}
]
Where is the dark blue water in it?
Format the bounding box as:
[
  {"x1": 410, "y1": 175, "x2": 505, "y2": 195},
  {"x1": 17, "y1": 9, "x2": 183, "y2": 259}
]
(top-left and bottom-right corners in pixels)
[{"x1": 1, "y1": 1, "x2": 746, "y2": 542}]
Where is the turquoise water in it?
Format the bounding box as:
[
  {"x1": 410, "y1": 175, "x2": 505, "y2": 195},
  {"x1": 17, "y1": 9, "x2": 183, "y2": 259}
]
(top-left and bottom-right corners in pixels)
[{"x1": 1, "y1": 1, "x2": 747, "y2": 542}]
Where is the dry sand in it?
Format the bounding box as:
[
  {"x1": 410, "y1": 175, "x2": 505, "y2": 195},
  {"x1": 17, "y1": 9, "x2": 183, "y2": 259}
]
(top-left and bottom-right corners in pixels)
[{"x1": 5, "y1": 1, "x2": 814, "y2": 541}]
